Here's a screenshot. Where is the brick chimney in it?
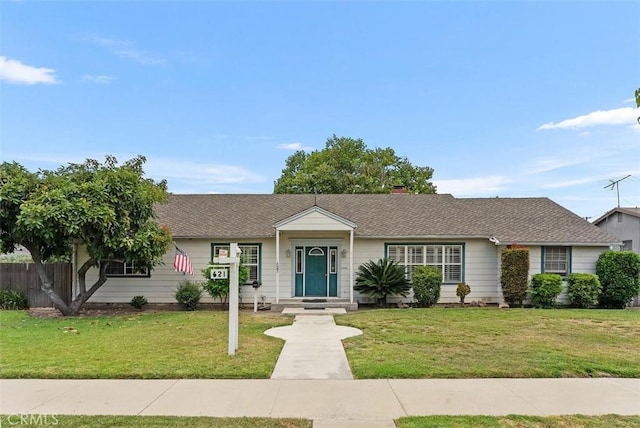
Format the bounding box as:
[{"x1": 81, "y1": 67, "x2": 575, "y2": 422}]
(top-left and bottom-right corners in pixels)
[{"x1": 391, "y1": 185, "x2": 408, "y2": 194}]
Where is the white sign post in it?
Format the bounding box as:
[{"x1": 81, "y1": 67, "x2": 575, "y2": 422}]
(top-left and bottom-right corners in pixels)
[{"x1": 213, "y1": 243, "x2": 241, "y2": 356}]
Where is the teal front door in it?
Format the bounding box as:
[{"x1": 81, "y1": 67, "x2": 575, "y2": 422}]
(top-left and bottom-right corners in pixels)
[
  {"x1": 305, "y1": 247, "x2": 327, "y2": 296},
  {"x1": 294, "y1": 246, "x2": 339, "y2": 297}
]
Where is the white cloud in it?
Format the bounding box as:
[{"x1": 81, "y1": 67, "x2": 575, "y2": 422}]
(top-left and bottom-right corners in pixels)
[
  {"x1": 541, "y1": 176, "x2": 603, "y2": 189},
  {"x1": 527, "y1": 157, "x2": 589, "y2": 174},
  {"x1": 89, "y1": 36, "x2": 165, "y2": 65},
  {"x1": 537, "y1": 107, "x2": 639, "y2": 131},
  {"x1": 277, "y1": 142, "x2": 314, "y2": 151},
  {"x1": 82, "y1": 74, "x2": 115, "y2": 84},
  {"x1": 145, "y1": 158, "x2": 265, "y2": 189},
  {"x1": 433, "y1": 176, "x2": 510, "y2": 196},
  {"x1": 0, "y1": 56, "x2": 59, "y2": 85}
]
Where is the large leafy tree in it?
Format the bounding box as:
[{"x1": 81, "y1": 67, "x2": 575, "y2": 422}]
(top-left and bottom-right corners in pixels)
[
  {"x1": 274, "y1": 135, "x2": 436, "y2": 194},
  {"x1": 0, "y1": 156, "x2": 172, "y2": 316}
]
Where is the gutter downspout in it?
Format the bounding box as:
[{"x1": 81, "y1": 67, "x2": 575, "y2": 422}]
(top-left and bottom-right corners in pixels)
[
  {"x1": 349, "y1": 229, "x2": 354, "y2": 304},
  {"x1": 488, "y1": 236, "x2": 502, "y2": 304},
  {"x1": 275, "y1": 230, "x2": 280, "y2": 304}
]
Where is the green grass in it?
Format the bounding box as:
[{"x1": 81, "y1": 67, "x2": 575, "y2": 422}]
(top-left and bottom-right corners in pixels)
[
  {"x1": 3, "y1": 308, "x2": 640, "y2": 380},
  {"x1": 336, "y1": 308, "x2": 640, "y2": 378},
  {"x1": 0, "y1": 310, "x2": 291, "y2": 379},
  {"x1": 0, "y1": 415, "x2": 311, "y2": 428},
  {"x1": 1, "y1": 415, "x2": 637, "y2": 428},
  {"x1": 397, "y1": 415, "x2": 640, "y2": 427}
]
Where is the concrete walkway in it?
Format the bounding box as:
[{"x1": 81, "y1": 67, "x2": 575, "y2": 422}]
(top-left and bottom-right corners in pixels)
[
  {"x1": 1, "y1": 312, "x2": 639, "y2": 426},
  {"x1": 265, "y1": 315, "x2": 362, "y2": 380}
]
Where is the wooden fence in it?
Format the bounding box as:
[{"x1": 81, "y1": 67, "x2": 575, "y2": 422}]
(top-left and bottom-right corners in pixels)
[{"x1": 0, "y1": 263, "x2": 72, "y2": 307}]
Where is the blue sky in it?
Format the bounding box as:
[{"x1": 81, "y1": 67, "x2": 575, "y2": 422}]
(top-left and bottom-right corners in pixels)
[{"x1": 1, "y1": 1, "x2": 639, "y2": 221}]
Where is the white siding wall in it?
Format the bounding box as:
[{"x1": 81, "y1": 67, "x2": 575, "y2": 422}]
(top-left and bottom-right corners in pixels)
[
  {"x1": 352, "y1": 239, "x2": 502, "y2": 304},
  {"x1": 497, "y1": 245, "x2": 607, "y2": 305},
  {"x1": 84, "y1": 238, "x2": 610, "y2": 306}
]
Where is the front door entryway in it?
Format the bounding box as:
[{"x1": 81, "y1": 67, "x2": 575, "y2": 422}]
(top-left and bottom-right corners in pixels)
[{"x1": 294, "y1": 246, "x2": 338, "y2": 297}]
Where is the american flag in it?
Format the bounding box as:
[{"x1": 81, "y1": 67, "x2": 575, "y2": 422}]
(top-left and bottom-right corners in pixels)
[{"x1": 173, "y1": 246, "x2": 193, "y2": 275}]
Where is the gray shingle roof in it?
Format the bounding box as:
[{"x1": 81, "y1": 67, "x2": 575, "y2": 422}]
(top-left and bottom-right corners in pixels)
[{"x1": 155, "y1": 194, "x2": 619, "y2": 245}]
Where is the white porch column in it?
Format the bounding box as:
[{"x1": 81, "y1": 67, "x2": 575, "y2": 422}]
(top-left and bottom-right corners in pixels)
[
  {"x1": 275, "y1": 229, "x2": 280, "y2": 304},
  {"x1": 349, "y1": 229, "x2": 354, "y2": 304}
]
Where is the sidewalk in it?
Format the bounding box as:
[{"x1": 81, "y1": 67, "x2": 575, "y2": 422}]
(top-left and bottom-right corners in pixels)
[
  {"x1": 1, "y1": 313, "x2": 638, "y2": 426},
  {"x1": 1, "y1": 378, "x2": 638, "y2": 419}
]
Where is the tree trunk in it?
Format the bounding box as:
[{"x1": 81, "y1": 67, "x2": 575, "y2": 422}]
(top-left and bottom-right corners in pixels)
[
  {"x1": 70, "y1": 260, "x2": 109, "y2": 313},
  {"x1": 27, "y1": 245, "x2": 76, "y2": 316}
]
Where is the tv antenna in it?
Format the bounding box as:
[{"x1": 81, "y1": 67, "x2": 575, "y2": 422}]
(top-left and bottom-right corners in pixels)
[{"x1": 604, "y1": 175, "x2": 631, "y2": 207}]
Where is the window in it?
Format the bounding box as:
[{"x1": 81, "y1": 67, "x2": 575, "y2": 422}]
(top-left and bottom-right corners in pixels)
[
  {"x1": 212, "y1": 244, "x2": 261, "y2": 284},
  {"x1": 622, "y1": 240, "x2": 632, "y2": 251},
  {"x1": 387, "y1": 244, "x2": 463, "y2": 283},
  {"x1": 308, "y1": 247, "x2": 325, "y2": 256},
  {"x1": 542, "y1": 246, "x2": 571, "y2": 276},
  {"x1": 295, "y1": 249, "x2": 304, "y2": 274},
  {"x1": 105, "y1": 261, "x2": 150, "y2": 277},
  {"x1": 329, "y1": 249, "x2": 337, "y2": 274}
]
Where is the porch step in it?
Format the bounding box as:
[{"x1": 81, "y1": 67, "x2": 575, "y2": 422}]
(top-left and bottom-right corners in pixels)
[{"x1": 272, "y1": 299, "x2": 358, "y2": 312}]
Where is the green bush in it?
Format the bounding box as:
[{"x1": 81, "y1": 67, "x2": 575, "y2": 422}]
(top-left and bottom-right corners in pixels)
[
  {"x1": 567, "y1": 273, "x2": 601, "y2": 308},
  {"x1": 129, "y1": 295, "x2": 148, "y2": 310},
  {"x1": 174, "y1": 280, "x2": 203, "y2": 311},
  {"x1": 500, "y1": 247, "x2": 530, "y2": 307},
  {"x1": 201, "y1": 264, "x2": 249, "y2": 304},
  {"x1": 456, "y1": 282, "x2": 471, "y2": 304},
  {"x1": 412, "y1": 265, "x2": 442, "y2": 307},
  {"x1": 0, "y1": 289, "x2": 29, "y2": 310},
  {"x1": 596, "y1": 250, "x2": 640, "y2": 309},
  {"x1": 355, "y1": 258, "x2": 411, "y2": 306},
  {"x1": 530, "y1": 273, "x2": 563, "y2": 308}
]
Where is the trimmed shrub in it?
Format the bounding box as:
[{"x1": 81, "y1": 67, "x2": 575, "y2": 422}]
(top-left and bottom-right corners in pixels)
[
  {"x1": 530, "y1": 273, "x2": 563, "y2": 308},
  {"x1": 0, "y1": 289, "x2": 29, "y2": 310},
  {"x1": 567, "y1": 273, "x2": 601, "y2": 308},
  {"x1": 596, "y1": 250, "x2": 640, "y2": 309},
  {"x1": 456, "y1": 282, "x2": 471, "y2": 305},
  {"x1": 175, "y1": 280, "x2": 203, "y2": 311},
  {"x1": 129, "y1": 295, "x2": 148, "y2": 310},
  {"x1": 412, "y1": 265, "x2": 443, "y2": 308},
  {"x1": 355, "y1": 258, "x2": 411, "y2": 306},
  {"x1": 500, "y1": 247, "x2": 530, "y2": 307}
]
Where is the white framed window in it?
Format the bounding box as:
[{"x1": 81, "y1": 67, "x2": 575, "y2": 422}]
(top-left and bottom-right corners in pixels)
[
  {"x1": 212, "y1": 244, "x2": 261, "y2": 284},
  {"x1": 542, "y1": 246, "x2": 570, "y2": 276},
  {"x1": 105, "y1": 261, "x2": 149, "y2": 277},
  {"x1": 387, "y1": 244, "x2": 463, "y2": 283}
]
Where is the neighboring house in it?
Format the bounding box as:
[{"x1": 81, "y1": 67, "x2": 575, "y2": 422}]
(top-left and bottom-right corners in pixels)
[
  {"x1": 82, "y1": 194, "x2": 620, "y2": 307},
  {"x1": 593, "y1": 207, "x2": 640, "y2": 253},
  {"x1": 594, "y1": 207, "x2": 640, "y2": 307}
]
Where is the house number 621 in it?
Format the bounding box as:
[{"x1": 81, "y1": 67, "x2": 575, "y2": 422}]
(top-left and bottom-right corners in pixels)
[{"x1": 211, "y1": 269, "x2": 228, "y2": 279}]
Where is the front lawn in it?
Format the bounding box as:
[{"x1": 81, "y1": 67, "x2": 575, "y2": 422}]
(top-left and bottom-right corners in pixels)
[
  {"x1": 336, "y1": 308, "x2": 640, "y2": 378},
  {"x1": 0, "y1": 310, "x2": 290, "y2": 379},
  {"x1": 397, "y1": 415, "x2": 640, "y2": 427},
  {"x1": 2, "y1": 308, "x2": 639, "y2": 380},
  {"x1": 0, "y1": 415, "x2": 311, "y2": 428}
]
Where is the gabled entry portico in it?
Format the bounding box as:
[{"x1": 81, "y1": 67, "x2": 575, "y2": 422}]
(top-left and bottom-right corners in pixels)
[{"x1": 274, "y1": 206, "x2": 356, "y2": 303}]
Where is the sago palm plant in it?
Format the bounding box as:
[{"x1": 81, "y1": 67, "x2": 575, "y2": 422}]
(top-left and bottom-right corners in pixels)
[{"x1": 355, "y1": 258, "x2": 410, "y2": 307}]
